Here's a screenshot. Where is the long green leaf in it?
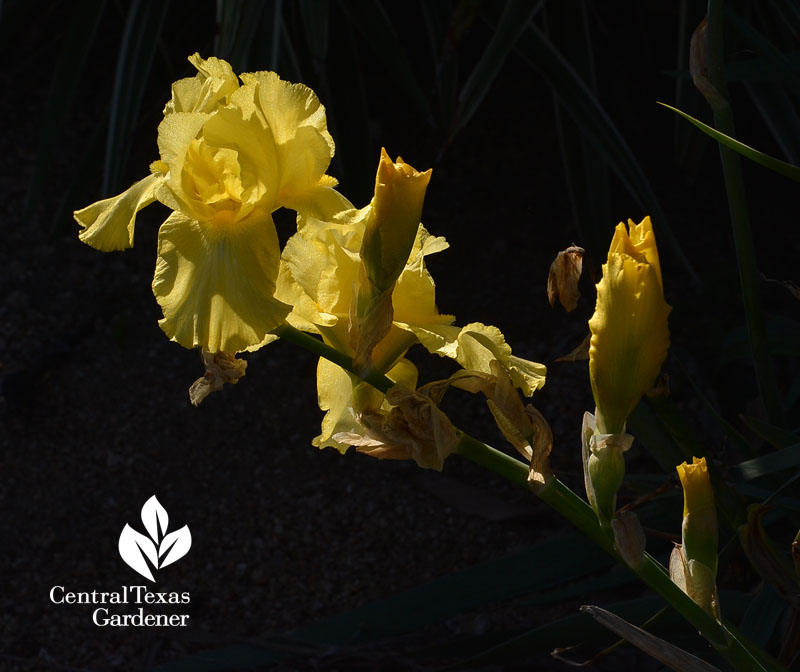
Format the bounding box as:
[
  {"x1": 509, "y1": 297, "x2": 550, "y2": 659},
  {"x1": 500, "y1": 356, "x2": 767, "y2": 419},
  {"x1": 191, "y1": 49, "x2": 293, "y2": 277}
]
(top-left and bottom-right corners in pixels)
[
  {"x1": 215, "y1": 0, "x2": 268, "y2": 72},
  {"x1": 299, "y1": 0, "x2": 330, "y2": 65},
  {"x1": 103, "y1": 0, "x2": 169, "y2": 195},
  {"x1": 152, "y1": 532, "x2": 613, "y2": 670},
  {"x1": 720, "y1": 316, "x2": 800, "y2": 361},
  {"x1": 511, "y1": 24, "x2": 695, "y2": 281},
  {"x1": 545, "y1": 1, "x2": 611, "y2": 258},
  {"x1": 583, "y1": 605, "x2": 723, "y2": 672},
  {"x1": 448, "y1": 0, "x2": 544, "y2": 140},
  {"x1": 744, "y1": 82, "x2": 800, "y2": 165},
  {"x1": 660, "y1": 102, "x2": 800, "y2": 182},
  {"x1": 25, "y1": 0, "x2": 107, "y2": 217},
  {"x1": 735, "y1": 443, "x2": 800, "y2": 481},
  {"x1": 340, "y1": 0, "x2": 432, "y2": 122},
  {"x1": 740, "y1": 583, "x2": 788, "y2": 647},
  {"x1": 741, "y1": 416, "x2": 800, "y2": 451},
  {"x1": 725, "y1": 7, "x2": 800, "y2": 95},
  {"x1": 445, "y1": 597, "x2": 723, "y2": 670}
]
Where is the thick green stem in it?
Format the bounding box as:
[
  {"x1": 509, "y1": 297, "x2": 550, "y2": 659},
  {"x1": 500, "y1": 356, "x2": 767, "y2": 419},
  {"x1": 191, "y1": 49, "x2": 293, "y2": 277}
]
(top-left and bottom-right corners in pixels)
[
  {"x1": 456, "y1": 434, "x2": 783, "y2": 671},
  {"x1": 702, "y1": 1, "x2": 782, "y2": 425},
  {"x1": 274, "y1": 323, "x2": 784, "y2": 671}
]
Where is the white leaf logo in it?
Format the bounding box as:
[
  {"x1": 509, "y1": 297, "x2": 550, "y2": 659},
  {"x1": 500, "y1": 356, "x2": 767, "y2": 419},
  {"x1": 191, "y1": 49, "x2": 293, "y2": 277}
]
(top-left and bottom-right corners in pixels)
[{"x1": 119, "y1": 495, "x2": 191, "y2": 581}]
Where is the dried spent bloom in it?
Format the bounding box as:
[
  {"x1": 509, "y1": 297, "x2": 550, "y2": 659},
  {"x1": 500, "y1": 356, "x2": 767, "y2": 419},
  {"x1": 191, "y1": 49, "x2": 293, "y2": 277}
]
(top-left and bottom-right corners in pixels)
[
  {"x1": 188, "y1": 350, "x2": 247, "y2": 406},
  {"x1": 75, "y1": 54, "x2": 349, "y2": 354},
  {"x1": 335, "y1": 384, "x2": 460, "y2": 471},
  {"x1": 588, "y1": 216, "x2": 671, "y2": 434},
  {"x1": 547, "y1": 245, "x2": 584, "y2": 312}
]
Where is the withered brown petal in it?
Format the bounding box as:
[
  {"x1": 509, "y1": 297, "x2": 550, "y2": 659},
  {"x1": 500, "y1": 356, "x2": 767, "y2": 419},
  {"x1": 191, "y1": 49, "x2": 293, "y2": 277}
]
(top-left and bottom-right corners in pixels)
[{"x1": 547, "y1": 245, "x2": 585, "y2": 312}]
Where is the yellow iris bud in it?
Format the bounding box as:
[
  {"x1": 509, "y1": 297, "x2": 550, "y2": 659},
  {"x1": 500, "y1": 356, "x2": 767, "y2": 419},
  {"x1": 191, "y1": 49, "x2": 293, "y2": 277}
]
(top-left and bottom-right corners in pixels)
[
  {"x1": 673, "y1": 456, "x2": 719, "y2": 616},
  {"x1": 677, "y1": 456, "x2": 718, "y2": 576},
  {"x1": 588, "y1": 216, "x2": 671, "y2": 434},
  {"x1": 361, "y1": 148, "x2": 433, "y2": 294}
]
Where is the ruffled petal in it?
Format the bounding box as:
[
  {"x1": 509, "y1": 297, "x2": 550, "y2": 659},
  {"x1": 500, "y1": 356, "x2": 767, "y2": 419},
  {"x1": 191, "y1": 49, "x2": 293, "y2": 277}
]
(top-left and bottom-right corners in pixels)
[
  {"x1": 156, "y1": 112, "x2": 212, "y2": 219},
  {"x1": 240, "y1": 71, "x2": 335, "y2": 209},
  {"x1": 313, "y1": 357, "x2": 418, "y2": 452},
  {"x1": 74, "y1": 172, "x2": 161, "y2": 251},
  {"x1": 164, "y1": 53, "x2": 239, "y2": 115},
  {"x1": 314, "y1": 357, "x2": 362, "y2": 452},
  {"x1": 589, "y1": 253, "x2": 671, "y2": 432},
  {"x1": 403, "y1": 322, "x2": 546, "y2": 397},
  {"x1": 152, "y1": 210, "x2": 289, "y2": 352},
  {"x1": 200, "y1": 99, "x2": 280, "y2": 216},
  {"x1": 392, "y1": 225, "x2": 453, "y2": 327},
  {"x1": 281, "y1": 178, "x2": 354, "y2": 221}
]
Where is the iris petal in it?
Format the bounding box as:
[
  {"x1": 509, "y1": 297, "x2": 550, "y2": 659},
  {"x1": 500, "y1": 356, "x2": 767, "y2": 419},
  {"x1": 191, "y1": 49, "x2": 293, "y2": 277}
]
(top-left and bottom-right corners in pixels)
[
  {"x1": 74, "y1": 172, "x2": 161, "y2": 251},
  {"x1": 152, "y1": 211, "x2": 290, "y2": 352}
]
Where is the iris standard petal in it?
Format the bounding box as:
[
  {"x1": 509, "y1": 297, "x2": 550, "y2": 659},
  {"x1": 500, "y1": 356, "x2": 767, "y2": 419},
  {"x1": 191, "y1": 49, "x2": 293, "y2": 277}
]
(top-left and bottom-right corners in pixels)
[
  {"x1": 240, "y1": 71, "x2": 335, "y2": 207},
  {"x1": 164, "y1": 53, "x2": 239, "y2": 115},
  {"x1": 152, "y1": 211, "x2": 290, "y2": 352},
  {"x1": 156, "y1": 112, "x2": 213, "y2": 220},
  {"x1": 74, "y1": 172, "x2": 161, "y2": 251}
]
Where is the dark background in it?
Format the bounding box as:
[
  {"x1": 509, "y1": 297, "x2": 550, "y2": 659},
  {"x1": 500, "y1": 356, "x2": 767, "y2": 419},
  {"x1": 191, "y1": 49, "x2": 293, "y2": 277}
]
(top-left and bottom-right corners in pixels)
[{"x1": 2, "y1": 1, "x2": 799, "y2": 670}]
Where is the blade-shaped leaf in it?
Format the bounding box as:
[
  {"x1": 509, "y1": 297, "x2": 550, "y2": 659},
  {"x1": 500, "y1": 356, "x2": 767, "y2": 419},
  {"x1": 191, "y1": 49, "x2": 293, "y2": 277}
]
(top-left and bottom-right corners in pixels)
[
  {"x1": 103, "y1": 0, "x2": 169, "y2": 195},
  {"x1": 299, "y1": 0, "x2": 330, "y2": 65},
  {"x1": 339, "y1": 0, "x2": 432, "y2": 121},
  {"x1": 141, "y1": 495, "x2": 169, "y2": 542},
  {"x1": 119, "y1": 523, "x2": 157, "y2": 582},
  {"x1": 741, "y1": 416, "x2": 800, "y2": 450},
  {"x1": 740, "y1": 583, "x2": 787, "y2": 647},
  {"x1": 510, "y1": 23, "x2": 694, "y2": 281},
  {"x1": 725, "y1": 8, "x2": 800, "y2": 94},
  {"x1": 25, "y1": 0, "x2": 107, "y2": 217},
  {"x1": 743, "y1": 82, "x2": 800, "y2": 165},
  {"x1": 581, "y1": 605, "x2": 723, "y2": 672},
  {"x1": 660, "y1": 102, "x2": 800, "y2": 182},
  {"x1": 449, "y1": 0, "x2": 544, "y2": 140},
  {"x1": 735, "y1": 444, "x2": 800, "y2": 481},
  {"x1": 215, "y1": 0, "x2": 267, "y2": 72},
  {"x1": 159, "y1": 524, "x2": 192, "y2": 568}
]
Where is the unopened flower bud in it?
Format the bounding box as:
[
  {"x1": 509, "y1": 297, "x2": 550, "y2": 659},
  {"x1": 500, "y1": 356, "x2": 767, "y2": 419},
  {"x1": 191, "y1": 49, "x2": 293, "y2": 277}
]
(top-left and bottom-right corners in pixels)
[
  {"x1": 588, "y1": 217, "x2": 671, "y2": 434},
  {"x1": 361, "y1": 148, "x2": 432, "y2": 294},
  {"x1": 674, "y1": 456, "x2": 719, "y2": 616},
  {"x1": 581, "y1": 411, "x2": 633, "y2": 526}
]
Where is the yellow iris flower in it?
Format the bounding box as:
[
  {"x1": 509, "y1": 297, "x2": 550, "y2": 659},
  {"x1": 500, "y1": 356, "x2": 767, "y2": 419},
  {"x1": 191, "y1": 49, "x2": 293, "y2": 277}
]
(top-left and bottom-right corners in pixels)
[
  {"x1": 279, "y1": 200, "x2": 453, "y2": 450},
  {"x1": 74, "y1": 54, "x2": 349, "y2": 353},
  {"x1": 588, "y1": 216, "x2": 671, "y2": 434},
  {"x1": 279, "y1": 152, "x2": 545, "y2": 455}
]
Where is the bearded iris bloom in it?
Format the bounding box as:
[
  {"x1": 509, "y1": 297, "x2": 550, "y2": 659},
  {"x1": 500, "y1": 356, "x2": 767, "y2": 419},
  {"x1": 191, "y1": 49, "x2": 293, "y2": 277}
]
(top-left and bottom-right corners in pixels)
[
  {"x1": 588, "y1": 216, "x2": 671, "y2": 434},
  {"x1": 75, "y1": 54, "x2": 349, "y2": 353}
]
